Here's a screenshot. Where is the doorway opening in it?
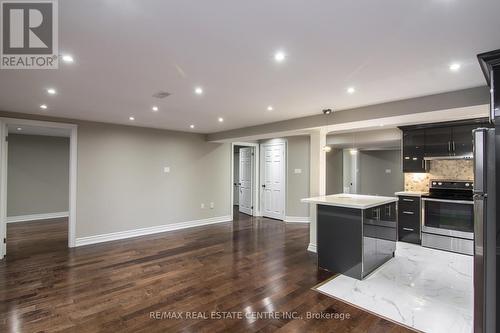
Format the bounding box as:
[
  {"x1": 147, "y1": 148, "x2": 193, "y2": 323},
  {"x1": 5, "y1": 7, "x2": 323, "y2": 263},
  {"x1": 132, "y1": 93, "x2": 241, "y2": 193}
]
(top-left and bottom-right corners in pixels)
[
  {"x1": 0, "y1": 118, "x2": 77, "y2": 259},
  {"x1": 231, "y1": 142, "x2": 259, "y2": 220}
]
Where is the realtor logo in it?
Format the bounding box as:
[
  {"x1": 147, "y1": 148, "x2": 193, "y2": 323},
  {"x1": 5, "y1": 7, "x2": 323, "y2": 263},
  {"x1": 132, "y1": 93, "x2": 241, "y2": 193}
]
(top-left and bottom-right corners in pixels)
[{"x1": 1, "y1": 0, "x2": 58, "y2": 69}]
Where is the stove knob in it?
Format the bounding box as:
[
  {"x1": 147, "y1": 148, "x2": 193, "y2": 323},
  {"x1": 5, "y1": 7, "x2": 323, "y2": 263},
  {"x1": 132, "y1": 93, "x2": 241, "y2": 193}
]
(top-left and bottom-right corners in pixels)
[
  {"x1": 438, "y1": 182, "x2": 442, "y2": 186},
  {"x1": 432, "y1": 182, "x2": 437, "y2": 186},
  {"x1": 465, "y1": 183, "x2": 470, "y2": 187}
]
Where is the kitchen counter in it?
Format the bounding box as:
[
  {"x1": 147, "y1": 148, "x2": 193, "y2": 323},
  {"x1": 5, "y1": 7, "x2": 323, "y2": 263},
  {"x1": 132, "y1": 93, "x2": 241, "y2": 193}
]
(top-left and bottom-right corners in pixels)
[
  {"x1": 395, "y1": 191, "x2": 428, "y2": 197},
  {"x1": 301, "y1": 193, "x2": 397, "y2": 209},
  {"x1": 302, "y1": 194, "x2": 397, "y2": 280}
]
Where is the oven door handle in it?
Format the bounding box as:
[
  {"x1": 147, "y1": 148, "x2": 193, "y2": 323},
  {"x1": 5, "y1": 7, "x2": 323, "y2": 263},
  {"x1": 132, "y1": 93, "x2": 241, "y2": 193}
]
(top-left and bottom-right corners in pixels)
[{"x1": 421, "y1": 197, "x2": 474, "y2": 205}]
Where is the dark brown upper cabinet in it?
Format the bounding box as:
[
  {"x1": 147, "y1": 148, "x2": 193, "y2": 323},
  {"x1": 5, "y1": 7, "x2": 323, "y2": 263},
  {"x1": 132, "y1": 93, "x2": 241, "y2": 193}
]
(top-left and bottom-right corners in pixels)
[
  {"x1": 452, "y1": 125, "x2": 477, "y2": 157},
  {"x1": 424, "y1": 127, "x2": 453, "y2": 157},
  {"x1": 402, "y1": 129, "x2": 426, "y2": 172},
  {"x1": 400, "y1": 119, "x2": 490, "y2": 173}
]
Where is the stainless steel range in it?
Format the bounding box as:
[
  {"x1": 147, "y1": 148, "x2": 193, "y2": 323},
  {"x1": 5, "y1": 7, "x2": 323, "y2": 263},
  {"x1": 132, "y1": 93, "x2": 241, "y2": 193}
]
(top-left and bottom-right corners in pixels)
[{"x1": 421, "y1": 180, "x2": 474, "y2": 255}]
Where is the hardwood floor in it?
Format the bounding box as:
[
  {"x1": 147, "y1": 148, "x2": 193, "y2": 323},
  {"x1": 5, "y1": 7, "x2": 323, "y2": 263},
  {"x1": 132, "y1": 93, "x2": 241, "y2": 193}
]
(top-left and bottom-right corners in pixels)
[{"x1": 0, "y1": 211, "x2": 412, "y2": 332}]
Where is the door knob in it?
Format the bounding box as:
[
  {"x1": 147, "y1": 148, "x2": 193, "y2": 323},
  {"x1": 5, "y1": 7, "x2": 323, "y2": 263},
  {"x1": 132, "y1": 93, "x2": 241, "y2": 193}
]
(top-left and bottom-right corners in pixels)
[{"x1": 262, "y1": 184, "x2": 266, "y2": 188}]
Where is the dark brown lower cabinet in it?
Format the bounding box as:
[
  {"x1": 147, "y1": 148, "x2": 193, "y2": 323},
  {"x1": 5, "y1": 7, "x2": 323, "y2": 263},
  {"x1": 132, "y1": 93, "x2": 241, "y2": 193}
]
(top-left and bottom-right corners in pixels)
[{"x1": 397, "y1": 196, "x2": 421, "y2": 244}]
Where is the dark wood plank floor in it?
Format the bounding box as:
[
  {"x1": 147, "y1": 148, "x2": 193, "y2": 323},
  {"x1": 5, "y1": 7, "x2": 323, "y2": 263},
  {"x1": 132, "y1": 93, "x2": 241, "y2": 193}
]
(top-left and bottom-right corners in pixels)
[{"x1": 0, "y1": 211, "x2": 412, "y2": 333}]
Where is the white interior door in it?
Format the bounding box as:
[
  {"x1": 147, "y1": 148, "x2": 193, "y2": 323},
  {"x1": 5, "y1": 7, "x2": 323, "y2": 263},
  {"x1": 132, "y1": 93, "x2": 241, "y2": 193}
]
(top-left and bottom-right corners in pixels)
[
  {"x1": 262, "y1": 143, "x2": 285, "y2": 220},
  {"x1": 238, "y1": 147, "x2": 253, "y2": 215}
]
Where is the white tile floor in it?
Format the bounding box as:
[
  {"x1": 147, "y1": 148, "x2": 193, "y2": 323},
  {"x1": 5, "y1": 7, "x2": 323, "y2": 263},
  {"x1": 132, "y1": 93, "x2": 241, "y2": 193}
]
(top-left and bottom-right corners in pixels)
[{"x1": 315, "y1": 242, "x2": 473, "y2": 333}]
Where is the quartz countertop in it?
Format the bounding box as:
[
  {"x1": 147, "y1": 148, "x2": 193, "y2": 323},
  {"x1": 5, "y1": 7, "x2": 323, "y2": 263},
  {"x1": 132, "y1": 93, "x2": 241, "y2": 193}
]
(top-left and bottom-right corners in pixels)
[
  {"x1": 301, "y1": 193, "x2": 397, "y2": 209},
  {"x1": 394, "y1": 191, "x2": 428, "y2": 197}
]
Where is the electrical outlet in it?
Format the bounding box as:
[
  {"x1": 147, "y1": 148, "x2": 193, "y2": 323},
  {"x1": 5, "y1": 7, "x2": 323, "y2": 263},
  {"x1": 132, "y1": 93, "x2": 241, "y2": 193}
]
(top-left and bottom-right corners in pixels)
[
  {"x1": 294, "y1": 168, "x2": 302, "y2": 174},
  {"x1": 201, "y1": 203, "x2": 205, "y2": 209},
  {"x1": 210, "y1": 202, "x2": 215, "y2": 209}
]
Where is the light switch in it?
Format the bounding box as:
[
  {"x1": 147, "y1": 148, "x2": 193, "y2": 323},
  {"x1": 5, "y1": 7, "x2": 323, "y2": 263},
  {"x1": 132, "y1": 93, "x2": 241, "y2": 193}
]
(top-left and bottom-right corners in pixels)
[
  {"x1": 201, "y1": 203, "x2": 205, "y2": 209},
  {"x1": 210, "y1": 202, "x2": 215, "y2": 209},
  {"x1": 163, "y1": 166, "x2": 170, "y2": 173},
  {"x1": 294, "y1": 168, "x2": 302, "y2": 174},
  {"x1": 385, "y1": 169, "x2": 392, "y2": 174}
]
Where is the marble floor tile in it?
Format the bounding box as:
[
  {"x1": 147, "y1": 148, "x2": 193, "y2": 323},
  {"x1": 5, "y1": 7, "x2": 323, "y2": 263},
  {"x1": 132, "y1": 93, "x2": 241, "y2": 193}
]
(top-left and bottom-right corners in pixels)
[{"x1": 315, "y1": 242, "x2": 473, "y2": 333}]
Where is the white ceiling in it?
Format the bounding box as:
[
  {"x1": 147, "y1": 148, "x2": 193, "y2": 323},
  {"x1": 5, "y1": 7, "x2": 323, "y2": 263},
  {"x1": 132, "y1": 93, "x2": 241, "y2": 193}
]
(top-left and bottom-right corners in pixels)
[{"x1": 0, "y1": 0, "x2": 499, "y2": 134}]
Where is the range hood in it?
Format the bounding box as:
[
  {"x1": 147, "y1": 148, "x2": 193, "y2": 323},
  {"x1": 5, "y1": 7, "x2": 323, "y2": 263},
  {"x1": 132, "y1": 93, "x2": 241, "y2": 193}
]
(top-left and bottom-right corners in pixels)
[{"x1": 424, "y1": 155, "x2": 473, "y2": 161}]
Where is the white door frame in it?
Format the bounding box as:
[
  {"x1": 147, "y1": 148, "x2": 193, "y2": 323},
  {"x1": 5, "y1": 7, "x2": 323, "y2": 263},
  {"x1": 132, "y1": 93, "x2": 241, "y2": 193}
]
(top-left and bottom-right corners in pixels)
[
  {"x1": 230, "y1": 142, "x2": 260, "y2": 220},
  {"x1": 260, "y1": 139, "x2": 286, "y2": 221},
  {"x1": 0, "y1": 117, "x2": 78, "y2": 258}
]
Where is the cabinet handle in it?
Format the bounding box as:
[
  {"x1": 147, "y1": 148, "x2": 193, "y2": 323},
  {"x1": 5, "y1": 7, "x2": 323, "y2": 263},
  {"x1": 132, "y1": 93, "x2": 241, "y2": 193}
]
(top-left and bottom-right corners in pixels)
[
  {"x1": 448, "y1": 141, "x2": 451, "y2": 152},
  {"x1": 402, "y1": 211, "x2": 415, "y2": 215},
  {"x1": 402, "y1": 199, "x2": 414, "y2": 202},
  {"x1": 452, "y1": 141, "x2": 456, "y2": 152},
  {"x1": 403, "y1": 227, "x2": 415, "y2": 232}
]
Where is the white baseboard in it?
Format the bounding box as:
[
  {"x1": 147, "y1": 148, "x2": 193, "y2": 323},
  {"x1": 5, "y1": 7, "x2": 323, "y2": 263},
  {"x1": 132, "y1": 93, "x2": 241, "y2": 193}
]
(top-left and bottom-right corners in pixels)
[
  {"x1": 284, "y1": 216, "x2": 311, "y2": 223},
  {"x1": 307, "y1": 243, "x2": 317, "y2": 253},
  {"x1": 7, "y1": 211, "x2": 69, "y2": 223},
  {"x1": 75, "y1": 215, "x2": 232, "y2": 247}
]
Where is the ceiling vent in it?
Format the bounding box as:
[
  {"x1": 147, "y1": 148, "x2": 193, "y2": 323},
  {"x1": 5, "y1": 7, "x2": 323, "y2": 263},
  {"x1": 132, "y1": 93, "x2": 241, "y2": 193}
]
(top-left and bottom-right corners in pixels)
[{"x1": 152, "y1": 91, "x2": 171, "y2": 99}]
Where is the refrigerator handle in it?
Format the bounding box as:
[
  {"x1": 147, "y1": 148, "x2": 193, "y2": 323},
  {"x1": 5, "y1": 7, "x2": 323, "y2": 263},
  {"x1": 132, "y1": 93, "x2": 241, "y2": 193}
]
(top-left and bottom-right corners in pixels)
[{"x1": 473, "y1": 128, "x2": 486, "y2": 194}]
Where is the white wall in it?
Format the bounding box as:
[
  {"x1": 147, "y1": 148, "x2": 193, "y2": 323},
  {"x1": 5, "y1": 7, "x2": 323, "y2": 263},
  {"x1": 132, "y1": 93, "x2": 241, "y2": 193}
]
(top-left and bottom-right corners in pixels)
[
  {"x1": 76, "y1": 122, "x2": 231, "y2": 238},
  {"x1": 7, "y1": 134, "x2": 69, "y2": 217}
]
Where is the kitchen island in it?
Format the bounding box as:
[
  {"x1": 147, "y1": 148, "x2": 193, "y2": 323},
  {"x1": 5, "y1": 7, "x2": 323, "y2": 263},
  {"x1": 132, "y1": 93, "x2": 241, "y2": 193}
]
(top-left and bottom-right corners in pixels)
[{"x1": 302, "y1": 194, "x2": 398, "y2": 280}]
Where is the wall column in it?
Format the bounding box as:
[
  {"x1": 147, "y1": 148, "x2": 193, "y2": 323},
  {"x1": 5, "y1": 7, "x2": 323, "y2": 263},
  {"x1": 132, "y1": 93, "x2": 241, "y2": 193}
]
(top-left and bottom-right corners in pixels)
[{"x1": 308, "y1": 128, "x2": 327, "y2": 252}]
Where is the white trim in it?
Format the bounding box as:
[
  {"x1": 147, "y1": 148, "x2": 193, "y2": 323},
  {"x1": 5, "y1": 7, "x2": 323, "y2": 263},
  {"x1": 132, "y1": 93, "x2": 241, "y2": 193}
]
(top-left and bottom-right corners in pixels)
[
  {"x1": 284, "y1": 216, "x2": 311, "y2": 223},
  {"x1": 307, "y1": 243, "x2": 317, "y2": 253},
  {"x1": 7, "y1": 211, "x2": 69, "y2": 223},
  {"x1": 0, "y1": 117, "x2": 78, "y2": 258},
  {"x1": 75, "y1": 215, "x2": 232, "y2": 247}
]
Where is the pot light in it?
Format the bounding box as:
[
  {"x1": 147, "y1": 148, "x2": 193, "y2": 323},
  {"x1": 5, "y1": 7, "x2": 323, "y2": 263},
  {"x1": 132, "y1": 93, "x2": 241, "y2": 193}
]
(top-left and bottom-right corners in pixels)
[
  {"x1": 323, "y1": 109, "x2": 333, "y2": 115},
  {"x1": 129, "y1": 116, "x2": 135, "y2": 121},
  {"x1": 194, "y1": 87, "x2": 203, "y2": 95},
  {"x1": 347, "y1": 87, "x2": 356, "y2": 94},
  {"x1": 190, "y1": 124, "x2": 195, "y2": 129},
  {"x1": 218, "y1": 117, "x2": 224, "y2": 123},
  {"x1": 350, "y1": 149, "x2": 358, "y2": 155},
  {"x1": 449, "y1": 63, "x2": 461, "y2": 71},
  {"x1": 152, "y1": 106, "x2": 159, "y2": 112},
  {"x1": 274, "y1": 51, "x2": 286, "y2": 63},
  {"x1": 47, "y1": 88, "x2": 56, "y2": 95},
  {"x1": 267, "y1": 106, "x2": 274, "y2": 111},
  {"x1": 16, "y1": 127, "x2": 22, "y2": 131},
  {"x1": 62, "y1": 54, "x2": 74, "y2": 63},
  {"x1": 40, "y1": 104, "x2": 48, "y2": 110}
]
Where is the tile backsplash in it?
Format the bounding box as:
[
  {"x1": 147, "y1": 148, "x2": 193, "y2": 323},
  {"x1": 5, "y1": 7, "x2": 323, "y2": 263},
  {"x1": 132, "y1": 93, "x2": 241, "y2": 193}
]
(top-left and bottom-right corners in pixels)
[{"x1": 404, "y1": 160, "x2": 474, "y2": 192}]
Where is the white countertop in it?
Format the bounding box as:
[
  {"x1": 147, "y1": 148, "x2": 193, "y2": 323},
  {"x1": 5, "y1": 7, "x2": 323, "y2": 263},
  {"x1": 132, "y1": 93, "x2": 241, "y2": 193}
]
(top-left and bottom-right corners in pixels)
[
  {"x1": 394, "y1": 191, "x2": 428, "y2": 197},
  {"x1": 301, "y1": 193, "x2": 397, "y2": 209}
]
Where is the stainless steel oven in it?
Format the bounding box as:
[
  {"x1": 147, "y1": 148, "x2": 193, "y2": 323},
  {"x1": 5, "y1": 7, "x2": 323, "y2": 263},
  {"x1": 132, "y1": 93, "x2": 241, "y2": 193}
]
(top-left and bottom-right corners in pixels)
[{"x1": 421, "y1": 180, "x2": 474, "y2": 255}]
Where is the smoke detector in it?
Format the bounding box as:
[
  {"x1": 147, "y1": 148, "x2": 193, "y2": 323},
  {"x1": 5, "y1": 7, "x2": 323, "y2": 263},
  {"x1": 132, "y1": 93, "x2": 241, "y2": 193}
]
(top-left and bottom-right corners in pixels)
[{"x1": 152, "y1": 91, "x2": 171, "y2": 99}]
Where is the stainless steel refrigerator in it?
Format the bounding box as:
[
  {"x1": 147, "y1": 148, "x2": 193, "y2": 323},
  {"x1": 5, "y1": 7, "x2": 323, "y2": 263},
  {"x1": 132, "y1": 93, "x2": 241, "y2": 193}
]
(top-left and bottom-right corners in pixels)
[
  {"x1": 473, "y1": 128, "x2": 496, "y2": 333},
  {"x1": 475, "y1": 49, "x2": 500, "y2": 333}
]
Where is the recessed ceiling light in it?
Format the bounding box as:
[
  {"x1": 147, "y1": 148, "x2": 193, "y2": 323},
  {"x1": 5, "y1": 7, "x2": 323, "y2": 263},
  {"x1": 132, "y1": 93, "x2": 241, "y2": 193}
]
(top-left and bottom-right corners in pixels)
[
  {"x1": 274, "y1": 51, "x2": 286, "y2": 62},
  {"x1": 129, "y1": 116, "x2": 135, "y2": 121},
  {"x1": 40, "y1": 104, "x2": 48, "y2": 109},
  {"x1": 195, "y1": 87, "x2": 203, "y2": 95},
  {"x1": 218, "y1": 117, "x2": 224, "y2": 123},
  {"x1": 350, "y1": 149, "x2": 358, "y2": 155},
  {"x1": 62, "y1": 54, "x2": 74, "y2": 63},
  {"x1": 47, "y1": 88, "x2": 56, "y2": 95},
  {"x1": 152, "y1": 106, "x2": 159, "y2": 112},
  {"x1": 323, "y1": 109, "x2": 333, "y2": 115},
  {"x1": 190, "y1": 124, "x2": 195, "y2": 129},
  {"x1": 267, "y1": 106, "x2": 274, "y2": 111},
  {"x1": 16, "y1": 127, "x2": 22, "y2": 131},
  {"x1": 449, "y1": 63, "x2": 461, "y2": 71},
  {"x1": 347, "y1": 87, "x2": 356, "y2": 94}
]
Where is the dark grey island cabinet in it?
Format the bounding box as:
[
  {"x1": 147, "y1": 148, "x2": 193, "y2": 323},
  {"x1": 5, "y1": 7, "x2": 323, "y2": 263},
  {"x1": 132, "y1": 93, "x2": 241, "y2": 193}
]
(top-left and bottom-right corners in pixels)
[{"x1": 314, "y1": 197, "x2": 397, "y2": 280}]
